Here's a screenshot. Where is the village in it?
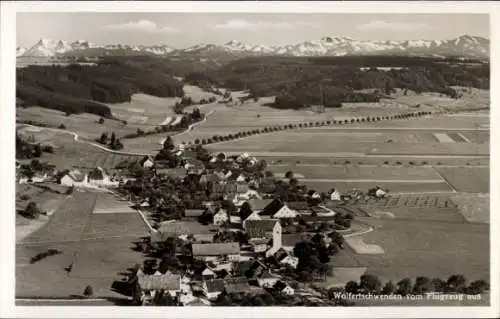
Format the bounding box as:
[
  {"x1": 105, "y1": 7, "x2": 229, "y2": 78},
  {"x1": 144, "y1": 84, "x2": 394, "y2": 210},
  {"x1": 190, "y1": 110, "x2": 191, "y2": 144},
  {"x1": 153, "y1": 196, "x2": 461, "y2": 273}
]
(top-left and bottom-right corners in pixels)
[{"x1": 15, "y1": 135, "x2": 375, "y2": 306}]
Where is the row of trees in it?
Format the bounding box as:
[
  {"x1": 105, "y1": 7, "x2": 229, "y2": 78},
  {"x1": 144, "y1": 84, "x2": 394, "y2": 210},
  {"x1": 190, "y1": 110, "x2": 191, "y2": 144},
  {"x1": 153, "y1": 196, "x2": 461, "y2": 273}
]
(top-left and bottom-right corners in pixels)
[
  {"x1": 187, "y1": 111, "x2": 433, "y2": 146},
  {"x1": 345, "y1": 274, "x2": 490, "y2": 296},
  {"x1": 96, "y1": 131, "x2": 124, "y2": 150}
]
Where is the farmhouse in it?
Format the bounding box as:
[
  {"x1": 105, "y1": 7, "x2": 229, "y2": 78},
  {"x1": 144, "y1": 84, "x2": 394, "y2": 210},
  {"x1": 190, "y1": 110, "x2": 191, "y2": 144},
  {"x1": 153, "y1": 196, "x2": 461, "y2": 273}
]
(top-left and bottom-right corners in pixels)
[
  {"x1": 244, "y1": 219, "x2": 282, "y2": 257},
  {"x1": 203, "y1": 278, "x2": 225, "y2": 299},
  {"x1": 257, "y1": 199, "x2": 298, "y2": 219},
  {"x1": 249, "y1": 238, "x2": 269, "y2": 253},
  {"x1": 273, "y1": 281, "x2": 295, "y2": 295},
  {"x1": 184, "y1": 209, "x2": 205, "y2": 219},
  {"x1": 151, "y1": 221, "x2": 215, "y2": 243},
  {"x1": 202, "y1": 267, "x2": 217, "y2": 281},
  {"x1": 136, "y1": 269, "x2": 181, "y2": 305},
  {"x1": 192, "y1": 242, "x2": 240, "y2": 262},
  {"x1": 60, "y1": 169, "x2": 85, "y2": 186},
  {"x1": 213, "y1": 208, "x2": 229, "y2": 226},
  {"x1": 140, "y1": 156, "x2": 155, "y2": 168},
  {"x1": 257, "y1": 270, "x2": 280, "y2": 288},
  {"x1": 225, "y1": 277, "x2": 250, "y2": 294}
]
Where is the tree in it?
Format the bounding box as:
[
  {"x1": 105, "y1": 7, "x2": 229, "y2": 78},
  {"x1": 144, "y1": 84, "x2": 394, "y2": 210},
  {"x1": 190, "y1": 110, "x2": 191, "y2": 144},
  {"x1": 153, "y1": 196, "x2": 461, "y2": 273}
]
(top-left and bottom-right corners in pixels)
[
  {"x1": 98, "y1": 117, "x2": 104, "y2": 124},
  {"x1": 58, "y1": 123, "x2": 66, "y2": 129},
  {"x1": 163, "y1": 136, "x2": 175, "y2": 151},
  {"x1": 110, "y1": 132, "x2": 116, "y2": 146},
  {"x1": 23, "y1": 202, "x2": 40, "y2": 219},
  {"x1": 284, "y1": 171, "x2": 294, "y2": 179},
  {"x1": 396, "y1": 278, "x2": 413, "y2": 296},
  {"x1": 446, "y1": 274, "x2": 467, "y2": 292},
  {"x1": 360, "y1": 274, "x2": 381, "y2": 293},
  {"x1": 413, "y1": 276, "x2": 432, "y2": 294},
  {"x1": 83, "y1": 285, "x2": 94, "y2": 297},
  {"x1": 345, "y1": 281, "x2": 359, "y2": 294},
  {"x1": 99, "y1": 132, "x2": 108, "y2": 144},
  {"x1": 466, "y1": 280, "x2": 489, "y2": 295},
  {"x1": 381, "y1": 281, "x2": 395, "y2": 295}
]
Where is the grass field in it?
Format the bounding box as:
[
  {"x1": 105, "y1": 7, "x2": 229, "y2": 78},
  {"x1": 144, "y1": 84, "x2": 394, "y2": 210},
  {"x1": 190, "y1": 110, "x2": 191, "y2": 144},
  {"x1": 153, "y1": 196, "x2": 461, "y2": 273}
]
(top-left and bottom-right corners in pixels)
[
  {"x1": 352, "y1": 217, "x2": 489, "y2": 283},
  {"x1": 19, "y1": 130, "x2": 143, "y2": 170},
  {"x1": 450, "y1": 193, "x2": 490, "y2": 223},
  {"x1": 434, "y1": 167, "x2": 489, "y2": 193},
  {"x1": 16, "y1": 191, "x2": 148, "y2": 299},
  {"x1": 303, "y1": 181, "x2": 452, "y2": 194},
  {"x1": 268, "y1": 165, "x2": 442, "y2": 180}
]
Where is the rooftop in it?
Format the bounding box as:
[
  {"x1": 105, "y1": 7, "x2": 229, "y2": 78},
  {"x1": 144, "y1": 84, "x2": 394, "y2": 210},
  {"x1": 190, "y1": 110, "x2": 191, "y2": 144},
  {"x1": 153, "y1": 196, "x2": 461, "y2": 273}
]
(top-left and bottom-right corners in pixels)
[
  {"x1": 192, "y1": 242, "x2": 240, "y2": 256},
  {"x1": 204, "y1": 278, "x2": 225, "y2": 293},
  {"x1": 247, "y1": 199, "x2": 274, "y2": 212},
  {"x1": 245, "y1": 219, "x2": 279, "y2": 238},
  {"x1": 137, "y1": 271, "x2": 181, "y2": 291}
]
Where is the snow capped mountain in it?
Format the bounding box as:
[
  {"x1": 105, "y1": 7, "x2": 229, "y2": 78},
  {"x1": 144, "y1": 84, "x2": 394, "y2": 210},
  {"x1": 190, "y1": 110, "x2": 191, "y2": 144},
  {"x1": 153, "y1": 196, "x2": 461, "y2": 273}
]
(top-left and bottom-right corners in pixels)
[
  {"x1": 19, "y1": 35, "x2": 489, "y2": 59},
  {"x1": 16, "y1": 47, "x2": 26, "y2": 57}
]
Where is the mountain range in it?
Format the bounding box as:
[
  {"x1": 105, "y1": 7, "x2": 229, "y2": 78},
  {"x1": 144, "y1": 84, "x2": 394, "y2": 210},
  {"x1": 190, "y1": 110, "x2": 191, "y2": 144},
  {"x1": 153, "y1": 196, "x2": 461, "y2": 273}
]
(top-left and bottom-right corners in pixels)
[{"x1": 17, "y1": 35, "x2": 489, "y2": 59}]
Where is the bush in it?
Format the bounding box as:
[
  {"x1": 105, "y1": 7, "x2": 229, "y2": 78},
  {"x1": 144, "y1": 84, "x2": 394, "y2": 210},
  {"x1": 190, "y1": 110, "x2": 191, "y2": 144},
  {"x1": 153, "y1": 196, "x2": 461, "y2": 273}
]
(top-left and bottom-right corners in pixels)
[
  {"x1": 83, "y1": 285, "x2": 94, "y2": 297},
  {"x1": 58, "y1": 123, "x2": 66, "y2": 129}
]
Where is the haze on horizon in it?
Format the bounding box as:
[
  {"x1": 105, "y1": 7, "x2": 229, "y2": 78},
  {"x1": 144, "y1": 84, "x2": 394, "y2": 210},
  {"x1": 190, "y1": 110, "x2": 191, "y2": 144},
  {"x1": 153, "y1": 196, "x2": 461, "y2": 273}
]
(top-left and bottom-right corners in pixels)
[{"x1": 17, "y1": 12, "x2": 489, "y2": 48}]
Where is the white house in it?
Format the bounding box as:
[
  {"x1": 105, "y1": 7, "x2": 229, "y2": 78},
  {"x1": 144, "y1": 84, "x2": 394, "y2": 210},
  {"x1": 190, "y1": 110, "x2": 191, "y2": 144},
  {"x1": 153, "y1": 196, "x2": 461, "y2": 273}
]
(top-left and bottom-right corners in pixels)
[
  {"x1": 249, "y1": 238, "x2": 268, "y2": 253},
  {"x1": 279, "y1": 255, "x2": 299, "y2": 269},
  {"x1": 213, "y1": 208, "x2": 228, "y2": 226},
  {"x1": 272, "y1": 205, "x2": 298, "y2": 219},
  {"x1": 257, "y1": 270, "x2": 280, "y2": 288},
  {"x1": 202, "y1": 267, "x2": 217, "y2": 281},
  {"x1": 273, "y1": 281, "x2": 295, "y2": 295},
  {"x1": 60, "y1": 169, "x2": 85, "y2": 186},
  {"x1": 330, "y1": 189, "x2": 341, "y2": 201},
  {"x1": 141, "y1": 156, "x2": 155, "y2": 168}
]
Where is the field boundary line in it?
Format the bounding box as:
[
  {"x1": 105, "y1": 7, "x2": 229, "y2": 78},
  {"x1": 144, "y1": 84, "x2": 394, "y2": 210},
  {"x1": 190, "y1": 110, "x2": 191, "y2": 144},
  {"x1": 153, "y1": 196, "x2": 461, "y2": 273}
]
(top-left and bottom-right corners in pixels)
[{"x1": 430, "y1": 167, "x2": 458, "y2": 193}]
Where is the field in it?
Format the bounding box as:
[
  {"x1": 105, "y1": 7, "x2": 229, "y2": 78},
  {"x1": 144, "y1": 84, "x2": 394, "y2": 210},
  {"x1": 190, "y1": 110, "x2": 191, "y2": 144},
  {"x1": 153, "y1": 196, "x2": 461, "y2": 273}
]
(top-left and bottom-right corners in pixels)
[
  {"x1": 450, "y1": 193, "x2": 490, "y2": 223},
  {"x1": 16, "y1": 191, "x2": 149, "y2": 299},
  {"x1": 16, "y1": 127, "x2": 143, "y2": 170},
  {"x1": 352, "y1": 218, "x2": 489, "y2": 283},
  {"x1": 434, "y1": 167, "x2": 489, "y2": 193}
]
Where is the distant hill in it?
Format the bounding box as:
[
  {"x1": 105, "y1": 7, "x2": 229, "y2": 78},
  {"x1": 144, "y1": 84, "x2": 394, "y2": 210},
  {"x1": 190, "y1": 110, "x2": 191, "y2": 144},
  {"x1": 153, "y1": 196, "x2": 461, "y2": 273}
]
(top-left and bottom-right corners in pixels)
[{"x1": 16, "y1": 58, "x2": 184, "y2": 118}]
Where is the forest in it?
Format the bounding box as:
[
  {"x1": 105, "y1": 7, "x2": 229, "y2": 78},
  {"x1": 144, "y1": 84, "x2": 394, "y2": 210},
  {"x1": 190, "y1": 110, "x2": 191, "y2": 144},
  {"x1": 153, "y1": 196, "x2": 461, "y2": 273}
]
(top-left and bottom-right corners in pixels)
[
  {"x1": 183, "y1": 55, "x2": 489, "y2": 109},
  {"x1": 16, "y1": 59, "x2": 185, "y2": 117}
]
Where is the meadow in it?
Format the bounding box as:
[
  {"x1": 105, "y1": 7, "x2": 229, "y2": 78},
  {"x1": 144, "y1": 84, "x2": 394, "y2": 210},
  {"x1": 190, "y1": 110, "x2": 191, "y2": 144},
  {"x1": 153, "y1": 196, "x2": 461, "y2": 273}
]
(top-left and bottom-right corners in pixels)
[{"x1": 16, "y1": 191, "x2": 148, "y2": 299}]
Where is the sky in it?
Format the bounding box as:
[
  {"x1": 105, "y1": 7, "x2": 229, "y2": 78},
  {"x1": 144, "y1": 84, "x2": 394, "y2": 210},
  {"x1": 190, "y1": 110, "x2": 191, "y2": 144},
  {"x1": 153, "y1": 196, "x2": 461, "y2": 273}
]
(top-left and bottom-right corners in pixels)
[{"x1": 16, "y1": 13, "x2": 490, "y2": 48}]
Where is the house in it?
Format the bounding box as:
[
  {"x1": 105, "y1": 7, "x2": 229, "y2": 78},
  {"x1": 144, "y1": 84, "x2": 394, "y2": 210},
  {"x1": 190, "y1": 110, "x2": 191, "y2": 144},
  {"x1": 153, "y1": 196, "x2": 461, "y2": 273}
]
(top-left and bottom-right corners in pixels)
[
  {"x1": 60, "y1": 169, "x2": 85, "y2": 186},
  {"x1": 136, "y1": 269, "x2": 181, "y2": 305},
  {"x1": 87, "y1": 167, "x2": 118, "y2": 187},
  {"x1": 231, "y1": 260, "x2": 254, "y2": 277},
  {"x1": 192, "y1": 242, "x2": 240, "y2": 262},
  {"x1": 244, "y1": 219, "x2": 281, "y2": 241},
  {"x1": 273, "y1": 281, "x2": 295, "y2": 295},
  {"x1": 140, "y1": 156, "x2": 155, "y2": 168},
  {"x1": 329, "y1": 189, "x2": 341, "y2": 201},
  {"x1": 151, "y1": 221, "x2": 215, "y2": 243},
  {"x1": 285, "y1": 201, "x2": 310, "y2": 214},
  {"x1": 260, "y1": 199, "x2": 297, "y2": 219},
  {"x1": 236, "y1": 174, "x2": 247, "y2": 183},
  {"x1": 257, "y1": 270, "x2": 280, "y2": 288},
  {"x1": 203, "y1": 278, "x2": 225, "y2": 299},
  {"x1": 213, "y1": 208, "x2": 229, "y2": 226},
  {"x1": 281, "y1": 234, "x2": 309, "y2": 252},
  {"x1": 184, "y1": 209, "x2": 205, "y2": 219},
  {"x1": 279, "y1": 255, "x2": 299, "y2": 269},
  {"x1": 247, "y1": 199, "x2": 274, "y2": 213},
  {"x1": 249, "y1": 238, "x2": 269, "y2": 253},
  {"x1": 184, "y1": 298, "x2": 210, "y2": 306},
  {"x1": 244, "y1": 260, "x2": 268, "y2": 278},
  {"x1": 202, "y1": 267, "x2": 217, "y2": 281},
  {"x1": 225, "y1": 277, "x2": 250, "y2": 294}
]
